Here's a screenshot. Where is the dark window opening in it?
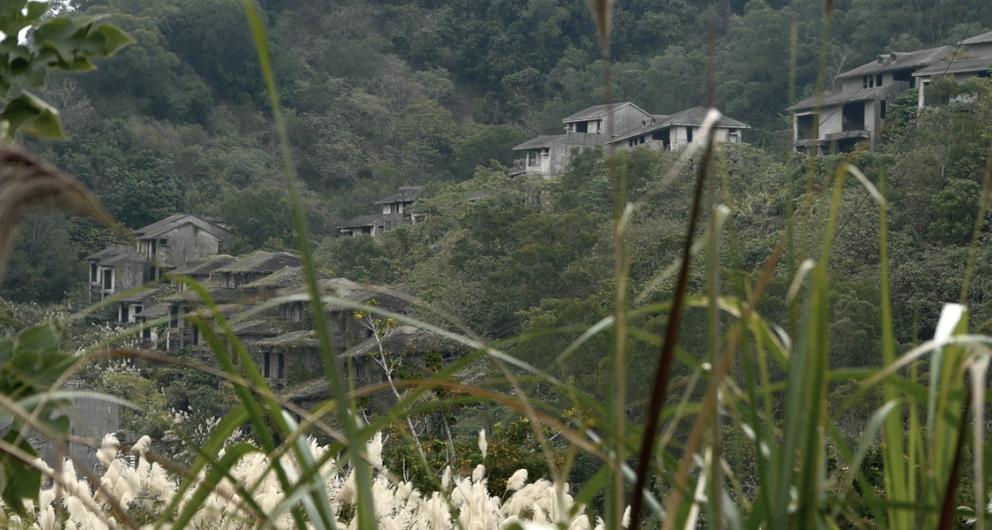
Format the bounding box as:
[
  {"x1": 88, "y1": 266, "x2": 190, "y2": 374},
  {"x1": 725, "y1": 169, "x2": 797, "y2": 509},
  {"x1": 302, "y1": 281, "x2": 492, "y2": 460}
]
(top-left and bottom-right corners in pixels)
[
  {"x1": 575, "y1": 121, "x2": 588, "y2": 133},
  {"x1": 686, "y1": 128, "x2": 694, "y2": 143},
  {"x1": 797, "y1": 114, "x2": 817, "y2": 140},
  {"x1": 263, "y1": 352, "x2": 271, "y2": 378},
  {"x1": 652, "y1": 128, "x2": 671, "y2": 149},
  {"x1": 119, "y1": 304, "x2": 129, "y2": 323},
  {"x1": 893, "y1": 69, "x2": 913, "y2": 85},
  {"x1": 842, "y1": 101, "x2": 866, "y2": 131},
  {"x1": 880, "y1": 100, "x2": 887, "y2": 120},
  {"x1": 142, "y1": 324, "x2": 151, "y2": 341},
  {"x1": 277, "y1": 353, "x2": 285, "y2": 379},
  {"x1": 192, "y1": 325, "x2": 199, "y2": 346},
  {"x1": 90, "y1": 264, "x2": 98, "y2": 283},
  {"x1": 159, "y1": 238, "x2": 168, "y2": 246},
  {"x1": 876, "y1": 74, "x2": 883, "y2": 86},
  {"x1": 169, "y1": 305, "x2": 179, "y2": 328},
  {"x1": 863, "y1": 76, "x2": 869, "y2": 89},
  {"x1": 102, "y1": 269, "x2": 113, "y2": 290}
]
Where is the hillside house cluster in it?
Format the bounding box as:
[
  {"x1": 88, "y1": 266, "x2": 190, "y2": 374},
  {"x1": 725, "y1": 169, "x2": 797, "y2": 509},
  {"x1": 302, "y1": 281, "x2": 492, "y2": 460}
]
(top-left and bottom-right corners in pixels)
[
  {"x1": 790, "y1": 30, "x2": 992, "y2": 153},
  {"x1": 337, "y1": 186, "x2": 425, "y2": 237},
  {"x1": 86, "y1": 213, "x2": 453, "y2": 393},
  {"x1": 511, "y1": 102, "x2": 751, "y2": 179}
]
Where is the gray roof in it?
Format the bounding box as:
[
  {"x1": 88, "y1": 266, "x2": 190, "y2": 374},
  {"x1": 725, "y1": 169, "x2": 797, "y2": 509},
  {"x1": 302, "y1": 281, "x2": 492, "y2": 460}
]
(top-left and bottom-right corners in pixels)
[
  {"x1": 789, "y1": 85, "x2": 894, "y2": 111},
  {"x1": 84, "y1": 245, "x2": 130, "y2": 262},
  {"x1": 914, "y1": 56, "x2": 992, "y2": 76},
  {"x1": 168, "y1": 254, "x2": 237, "y2": 278},
  {"x1": 664, "y1": 106, "x2": 750, "y2": 128},
  {"x1": 513, "y1": 134, "x2": 564, "y2": 150},
  {"x1": 100, "y1": 248, "x2": 145, "y2": 265},
  {"x1": 134, "y1": 214, "x2": 233, "y2": 242},
  {"x1": 243, "y1": 266, "x2": 305, "y2": 290},
  {"x1": 337, "y1": 213, "x2": 406, "y2": 230},
  {"x1": 561, "y1": 101, "x2": 648, "y2": 122},
  {"x1": 118, "y1": 287, "x2": 165, "y2": 303},
  {"x1": 214, "y1": 251, "x2": 301, "y2": 274},
  {"x1": 963, "y1": 30, "x2": 992, "y2": 45},
  {"x1": 373, "y1": 186, "x2": 422, "y2": 205},
  {"x1": 838, "y1": 46, "x2": 954, "y2": 79},
  {"x1": 610, "y1": 107, "x2": 750, "y2": 144},
  {"x1": 134, "y1": 303, "x2": 169, "y2": 319},
  {"x1": 232, "y1": 318, "x2": 283, "y2": 337},
  {"x1": 255, "y1": 329, "x2": 319, "y2": 349},
  {"x1": 512, "y1": 132, "x2": 608, "y2": 151}
]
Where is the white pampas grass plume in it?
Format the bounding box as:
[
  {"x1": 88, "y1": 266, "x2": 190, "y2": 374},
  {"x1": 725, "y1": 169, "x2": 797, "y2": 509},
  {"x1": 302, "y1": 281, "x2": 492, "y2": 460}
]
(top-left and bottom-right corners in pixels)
[
  {"x1": 97, "y1": 434, "x2": 118, "y2": 466},
  {"x1": 505, "y1": 469, "x2": 528, "y2": 492},
  {"x1": 130, "y1": 435, "x2": 152, "y2": 457},
  {"x1": 472, "y1": 464, "x2": 486, "y2": 483},
  {"x1": 621, "y1": 505, "x2": 631, "y2": 528},
  {"x1": 441, "y1": 466, "x2": 453, "y2": 492},
  {"x1": 368, "y1": 432, "x2": 384, "y2": 469},
  {"x1": 478, "y1": 429, "x2": 488, "y2": 460}
]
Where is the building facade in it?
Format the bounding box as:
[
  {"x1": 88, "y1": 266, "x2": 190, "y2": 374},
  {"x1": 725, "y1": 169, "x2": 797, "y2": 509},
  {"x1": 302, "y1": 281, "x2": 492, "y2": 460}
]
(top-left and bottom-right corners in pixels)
[
  {"x1": 790, "y1": 30, "x2": 992, "y2": 153},
  {"x1": 511, "y1": 102, "x2": 750, "y2": 179}
]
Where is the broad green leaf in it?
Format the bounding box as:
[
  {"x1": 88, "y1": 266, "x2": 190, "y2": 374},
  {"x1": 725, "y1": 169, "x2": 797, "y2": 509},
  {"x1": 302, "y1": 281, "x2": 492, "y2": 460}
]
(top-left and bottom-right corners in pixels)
[{"x1": 1, "y1": 91, "x2": 63, "y2": 139}]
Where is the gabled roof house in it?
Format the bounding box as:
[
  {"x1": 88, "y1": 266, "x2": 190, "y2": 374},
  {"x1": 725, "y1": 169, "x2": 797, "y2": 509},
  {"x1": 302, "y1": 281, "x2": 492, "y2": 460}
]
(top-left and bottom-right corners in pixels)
[{"x1": 512, "y1": 101, "x2": 749, "y2": 178}]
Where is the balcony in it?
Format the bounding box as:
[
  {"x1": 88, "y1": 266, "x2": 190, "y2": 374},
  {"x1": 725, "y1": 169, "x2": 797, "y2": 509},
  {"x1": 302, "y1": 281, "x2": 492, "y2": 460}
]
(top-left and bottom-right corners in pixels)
[{"x1": 509, "y1": 158, "x2": 526, "y2": 176}]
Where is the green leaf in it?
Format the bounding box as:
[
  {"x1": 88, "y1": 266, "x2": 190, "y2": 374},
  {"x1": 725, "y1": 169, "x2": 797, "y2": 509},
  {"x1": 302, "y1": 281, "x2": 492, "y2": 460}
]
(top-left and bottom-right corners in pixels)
[
  {"x1": 0, "y1": 430, "x2": 39, "y2": 518},
  {"x1": 90, "y1": 23, "x2": 132, "y2": 57},
  {"x1": 1, "y1": 91, "x2": 63, "y2": 139}
]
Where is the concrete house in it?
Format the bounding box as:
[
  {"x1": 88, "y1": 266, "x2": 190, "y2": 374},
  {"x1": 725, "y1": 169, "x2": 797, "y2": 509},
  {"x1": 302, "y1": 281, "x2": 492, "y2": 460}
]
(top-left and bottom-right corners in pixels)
[
  {"x1": 512, "y1": 102, "x2": 750, "y2": 178},
  {"x1": 84, "y1": 246, "x2": 147, "y2": 302},
  {"x1": 790, "y1": 31, "x2": 992, "y2": 153},
  {"x1": 133, "y1": 214, "x2": 234, "y2": 279},
  {"x1": 608, "y1": 106, "x2": 750, "y2": 151},
  {"x1": 790, "y1": 45, "x2": 954, "y2": 153},
  {"x1": 914, "y1": 32, "x2": 992, "y2": 107},
  {"x1": 211, "y1": 251, "x2": 301, "y2": 289},
  {"x1": 338, "y1": 187, "x2": 425, "y2": 237}
]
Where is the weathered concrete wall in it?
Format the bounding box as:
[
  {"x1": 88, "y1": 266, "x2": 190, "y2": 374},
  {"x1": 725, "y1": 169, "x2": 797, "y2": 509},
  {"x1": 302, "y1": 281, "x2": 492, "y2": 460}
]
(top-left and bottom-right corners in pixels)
[
  {"x1": 115, "y1": 260, "x2": 146, "y2": 293},
  {"x1": 157, "y1": 224, "x2": 222, "y2": 269}
]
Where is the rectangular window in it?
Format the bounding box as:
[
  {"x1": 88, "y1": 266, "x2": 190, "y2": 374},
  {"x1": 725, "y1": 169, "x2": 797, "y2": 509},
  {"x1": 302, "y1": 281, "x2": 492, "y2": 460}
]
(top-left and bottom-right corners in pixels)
[
  {"x1": 263, "y1": 352, "x2": 271, "y2": 378},
  {"x1": 169, "y1": 305, "x2": 179, "y2": 328},
  {"x1": 119, "y1": 304, "x2": 128, "y2": 323},
  {"x1": 192, "y1": 325, "x2": 200, "y2": 346},
  {"x1": 90, "y1": 264, "x2": 98, "y2": 283},
  {"x1": 863, "y1": 76, "x2": 868, "y2": 89},
  {"x1": 876, "y1": 74, "x2": 883, "y2": 86},
  {"x1": 277, "y1": 353, "x2": 285, "y2": 379},
  {"x1": 687, "y1": 128, "x2": 694, "y2": 143},
  {"x1": 880, "y1": 100, "x2": 887, "y2": 120},
  {"x1": 102, "y1": 269, "x2": 113, "y2": 290},
  {"x1": 576, "y1": 121, "x2": 588, "y2": 133}
]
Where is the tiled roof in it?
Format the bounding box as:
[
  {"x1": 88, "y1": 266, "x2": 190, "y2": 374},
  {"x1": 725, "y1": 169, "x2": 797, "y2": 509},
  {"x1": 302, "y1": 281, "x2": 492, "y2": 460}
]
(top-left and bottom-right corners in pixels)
[
  {"x1": 561, "y1": 101, "x2": 649, "y2": 122},
  {"x1": 168, "y1": 254, "x2": 237, "y2": 277},
  {"x1": 610, "y1": 107, "x2": 750, "y2": 143},
  {"x1": 838, "y1": 46, "x2": 954, "y2": 79},
  {"x1": 134, "y1": 213, "x2": 233, "y2": 241},
  {"x1": 373, "y1": 186, "x2": 422, "y2": 205},
  {"x1": 214, "y1": 251, "x2": 301, "y2": 274},
  {"x1": 914, "y1": 56, "x2": 992, "y2": 76},
  {"x1": 963, "y1": 30, "x2": 992, "y2": 45}
]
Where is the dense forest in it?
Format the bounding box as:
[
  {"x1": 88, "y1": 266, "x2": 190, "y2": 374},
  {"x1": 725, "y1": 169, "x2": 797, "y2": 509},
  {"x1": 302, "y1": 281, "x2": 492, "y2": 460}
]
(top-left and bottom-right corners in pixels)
[
  {"x1": 1, "y1": 0, "x2": 992, "y2": 527},
  {"x1": 6, "y1": 0, "x2": 992, "y2": 303}
]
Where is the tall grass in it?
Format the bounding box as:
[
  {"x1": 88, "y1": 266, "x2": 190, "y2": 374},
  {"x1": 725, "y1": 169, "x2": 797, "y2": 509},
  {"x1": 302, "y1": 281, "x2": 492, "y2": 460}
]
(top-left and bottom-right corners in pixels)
[{"x1": 1, "y1": 1, "x2": 991, "y2": 529}]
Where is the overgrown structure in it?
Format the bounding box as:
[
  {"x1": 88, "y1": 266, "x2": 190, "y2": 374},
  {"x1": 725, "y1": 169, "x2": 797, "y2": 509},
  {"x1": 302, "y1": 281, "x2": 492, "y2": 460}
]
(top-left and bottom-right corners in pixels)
[
  {"x1": 511, "y1": 102, "x2": 750, "y2": 179},
  {"x1": 790, "y1": 30, "x2": 992, "y2": 153}
]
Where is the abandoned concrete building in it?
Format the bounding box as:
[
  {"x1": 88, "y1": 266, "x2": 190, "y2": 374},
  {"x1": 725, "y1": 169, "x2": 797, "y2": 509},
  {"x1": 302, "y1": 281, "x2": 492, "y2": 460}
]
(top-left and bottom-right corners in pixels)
[
  {"x1": 511, "y1": 102, "x2": 751, "y2": 179},
  {"x1": 133, "y1": 214, "x2": 233, "y2": 279},
  {"x1": 337, "y1": 186, "x2": 425, "y2": 237},
  {"x1": 81, "y1": 216, "x2": 441, "y2": 395},
  {"x1": 790, "y1": 30, "x2": 992, "y2": 153}
]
